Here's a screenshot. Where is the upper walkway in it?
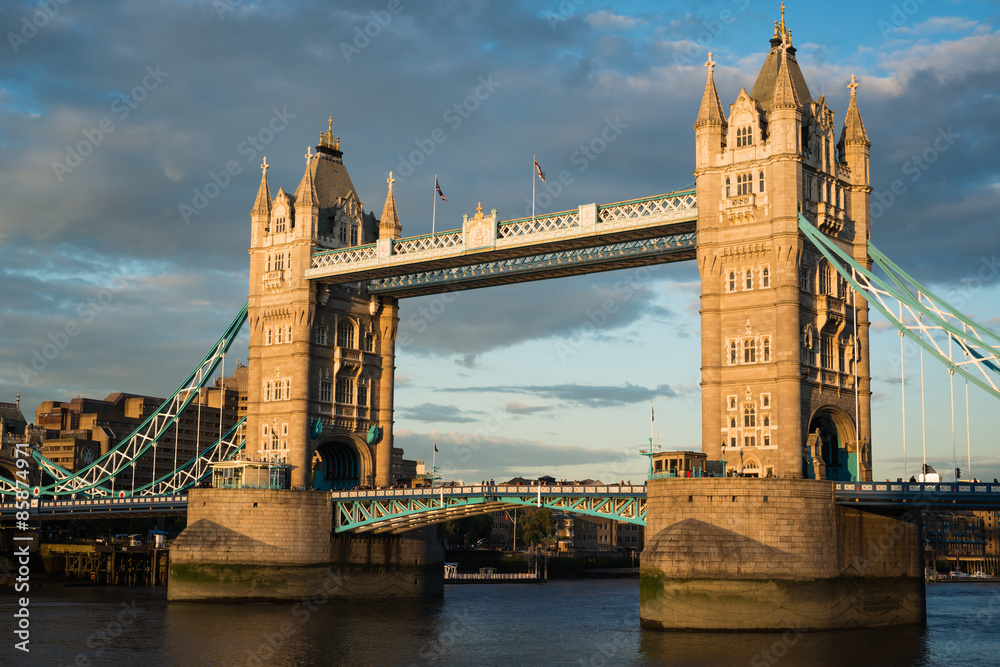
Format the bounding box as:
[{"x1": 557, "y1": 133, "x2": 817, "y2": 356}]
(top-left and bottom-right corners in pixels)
[{"x1": 305, "y1": 190, "x2": 697, "y2": 296}]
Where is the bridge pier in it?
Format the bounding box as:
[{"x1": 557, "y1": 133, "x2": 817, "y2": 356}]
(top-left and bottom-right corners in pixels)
[
  {"x1": 168, "y1": 489, "x2": 443, "y2": 602},
  {"x1": 640, "y1": 478, "x2": 925, "y2": 630}
]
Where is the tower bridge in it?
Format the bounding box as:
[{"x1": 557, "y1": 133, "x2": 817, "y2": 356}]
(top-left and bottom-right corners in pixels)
[{"x1": 4, "y1": 8, "x2": 1000, "y2": 629}]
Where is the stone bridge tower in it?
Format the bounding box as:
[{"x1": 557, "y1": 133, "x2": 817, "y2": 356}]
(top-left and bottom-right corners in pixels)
[
  {"x1": 245, "y1": 120, "x2": 398, "y2": 490},
  {"x1": 695, "y1": 12, "x2": 873, "y2": 481}
]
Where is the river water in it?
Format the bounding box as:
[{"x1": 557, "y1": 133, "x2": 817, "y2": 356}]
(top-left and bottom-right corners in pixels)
[{"x1": 3, "y1": 580, "x2": 999, "y2": 666}]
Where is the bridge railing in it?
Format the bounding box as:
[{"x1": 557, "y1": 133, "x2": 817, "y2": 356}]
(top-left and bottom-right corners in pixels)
[
  {"x1": 329, "y1": 483, "x2": 646, "y2": 500},
  {"x1": 309, "y1": 189, "x2": 698, "y2": 275},
  {"x1": 835, "y1": 482, "x2": 1000, "y2": 494}
]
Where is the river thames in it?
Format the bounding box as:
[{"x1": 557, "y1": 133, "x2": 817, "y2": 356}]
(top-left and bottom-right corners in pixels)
[{"x1": 3, "y1": 579, "x2": 999, "y2": 666}]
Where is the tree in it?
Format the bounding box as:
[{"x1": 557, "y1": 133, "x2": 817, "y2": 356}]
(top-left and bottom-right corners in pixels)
[{"x1": 517, "y1": 507, "x2": 553, "y2": 547}]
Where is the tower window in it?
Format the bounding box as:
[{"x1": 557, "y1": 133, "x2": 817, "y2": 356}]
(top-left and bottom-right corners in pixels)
[
  {"x1": 821, "y1": 335, "x2": 834, "y2": 370},
  {"x1": 736, "y1": 172, "x2": 752, "y2": 196},
  {"x1": 276, "y1": 326, "x2": 283, "y2": 344},
  {"x1": 265, "y1": 254, "x2": 271, "y2": 272},
  {"x1": 730, "y1": 341, "x2": 738, "y2": 365},
  {"x1": 799, "y1": 265, "x2": 812, "y2": 292},
  {"x1": 275, "y1": 216, "x2": 286, "y2": 233},
  {"x1": 759, "y1": 170, "x2": 765, "y2": 192},
  {"x1": 340, "y1": 225, "x2": 348, "y2": 243},
  {"x1": 315, "y1": 326, "x2": 327, "y2": 346},
  {"x1": 265, "y1": 328, "x2": 273, "y2": 345},
  {"x1": 736, "y1": 126, "x2": 753, "y2": 147},
  {"x1": 335, "y1": 377, "x2": 354, "y2": 404},
  {"x1": 727, "y1": 269, "x2": 736, "y2": 293},
  {"x1": 337, "y1": 320, "x2": 355, "y2": 348},
  {"x1": 725, "y1": 176, "x2": 731, "y2": 197},
  {"x1": 763, "y1": 337, "x2": 771, "y2": 362},
  {"x1": 319, "y1": 379, "x2": 332, "y2": 403},
  {"x1": 743, "y1": 338, "x2": 757, "y2": 364},
  {"x1": 351, "y1": 226, "x2": 359, "y2": 246},
  {"x1": 761, "y1": 265, "x2": 770, "y2": 288},
  {"x1": 745, "y1": 268, "x2": 753, "y2": 290},
  {"x1": 818, "y1": 262, "x2": 831, "y2": 295},
  {"x1": 744, "y1": 406, "x2": 756, "y2": 428}
]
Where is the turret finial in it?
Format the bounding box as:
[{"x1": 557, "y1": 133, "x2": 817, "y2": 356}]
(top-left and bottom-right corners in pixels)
[
  {"x1": 387, "y1": 171, "x2": 395, "y2": 189},
  {"x1": 848, "y1": 74, "x2": 859, "y2": 97},
  {"x1": 261, "y1": 156, "x2": 269, "y2": 176},
  {"x1": 705, "y1": 51, "x2": 716, "y2": 73},
  {"x1": 305, "y1": 146, "x2": 313, "y2": 164}
]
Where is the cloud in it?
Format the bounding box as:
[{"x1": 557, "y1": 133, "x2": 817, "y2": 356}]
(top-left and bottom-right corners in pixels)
[
  {"x1": 440, "y1": 382, "x2": 677, "y2": 408},
  {"x1": 395, "y1": 429, "x2": 628, "y2": 479},
  {"x1": 504, "y1": 401, "x2": 552, "y2": 415},
  {"x1": 397, "y1": 403, "x2": 480, "y2": 424}
]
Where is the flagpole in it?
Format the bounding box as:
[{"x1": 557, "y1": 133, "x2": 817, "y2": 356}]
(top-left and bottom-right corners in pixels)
[
  {"x1": 432, "y1": 174, "x2": 437, "y2": 235},
  {"x1": 431, "y1": 442, "x2": 436, "y2": 489},
  {"x1": 532, "y1": 153, "x2": 536, "y2": 222}
]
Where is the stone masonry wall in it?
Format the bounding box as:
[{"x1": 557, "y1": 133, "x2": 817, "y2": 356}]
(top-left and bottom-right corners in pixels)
[{"x1": 171, "y1": 488, "x2": 332, "y2": 566}]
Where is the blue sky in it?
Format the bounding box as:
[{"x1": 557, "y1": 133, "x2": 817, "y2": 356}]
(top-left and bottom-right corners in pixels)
[{"x1": 1, "y1": 0, "x2": 999, "y2": 484}]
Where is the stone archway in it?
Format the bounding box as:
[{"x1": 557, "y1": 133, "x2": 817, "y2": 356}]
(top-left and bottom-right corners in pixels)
[
  {"x1": 807, "y1": 406, "x2": 857, "y2": 482},
  {"x1": 311, "y1": 436, "x2": 373, "y2": 490}
]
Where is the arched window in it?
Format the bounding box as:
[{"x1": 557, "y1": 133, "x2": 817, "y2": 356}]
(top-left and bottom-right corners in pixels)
[
  {"x1": 743, "y1": 337, "x2": 756, "y2": 363},
  {"x1": 725, "y1": 176, "x2": 731, "y2": 197},
  {"x1": 265, "y1": 328, "x2": 272, "y2": 345},
  {"x1": 730, "y1": 417, "x2": 737, "y2": 428},
  {"x1": 730, "y1": 341, "x2": 738, "y2": 364},
  {"x1": 736, "y1": 126, "x2": 753, "y2": 147},
  {"x1": 744, "y1": 406, "x2": 756, "y2": 428},
  {"x1": 759, "y1": 170, "x2": 765, "y2": 192},
  {"x1": 265, "y1": 254, "x2": 271, "y2": 272},
  {"x1": 337, "y1": 319, "x2": 355, "y2": 348},
  {"x1": 763, "y1": 415, "x2": 770, "y2": 427},
  {"x1": 350, "y1": 226, "x2": 359, "y2": 246},
  {"x1": 364, "y1": 333, "x2": 374, "y2": 352},
  {"x1": 745, "y1": 268, "x2": 753, "y2": 290},
  {"x1": 761, "y1": 265, "x2": 770, "y2": 288},
  {"x1": 728, "y1": 270, "x2": 736, "y2": 292},
  {"x1": 286, "y1": 325, "x2": 293, "y2": 343},
  {"x1": 763, "y1": 337, "x2": 771, "y2": 362},
  {"x1": 276, "y1": 326, "x2": 283, "y2": 344}
]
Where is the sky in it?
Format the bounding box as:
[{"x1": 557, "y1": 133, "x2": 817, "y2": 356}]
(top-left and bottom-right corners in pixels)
[{"x1": 1, "y1": 0, "x2": 999, "y2": 485}]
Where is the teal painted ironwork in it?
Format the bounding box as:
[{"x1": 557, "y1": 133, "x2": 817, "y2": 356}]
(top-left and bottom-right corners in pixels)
[
  {"x1": 332, "y1": 484, "x2": 646, "y2": 534},
  {"x1": 798, "y1": 215, "x2": 1000, "y2": 400},
  {"x1": 0, "y1": 302, "x2": 249, "y2": 498}
]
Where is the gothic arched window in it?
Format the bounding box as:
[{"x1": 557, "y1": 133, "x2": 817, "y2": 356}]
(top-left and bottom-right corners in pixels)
[{"x1": 337, "y1": 319, "x2": 355, "y2": 348}]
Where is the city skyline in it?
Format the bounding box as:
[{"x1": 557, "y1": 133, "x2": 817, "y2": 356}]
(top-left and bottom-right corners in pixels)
[{"x1": 1, "y1": 1, "x2": 999, "y2": 484}]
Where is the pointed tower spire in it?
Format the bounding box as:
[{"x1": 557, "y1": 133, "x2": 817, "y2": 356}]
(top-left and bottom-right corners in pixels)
[
  {"x1": 252, "y1": 157, "x2": 272, "y2": 218},
  {"x1": 695, "y1": 52, "x2": 727, "y2": 128},
  {"x1": 379, "y1": 171, "x2": 402, "y2": 239},
  {"x1": 839, "y1": 74, "x2": 870, "y2": 147},
  {"x1": 295, "y1": 146, "x2": 319, "y2": 208},
  {"x1": 769, "y1": 50, "x2": 801, "y2": 110}
]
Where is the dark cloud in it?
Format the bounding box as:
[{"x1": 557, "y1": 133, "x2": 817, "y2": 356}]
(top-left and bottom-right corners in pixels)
[
  {"x1": 0, "y1": 0, "x2": 996, "y2": 447},
  {"x1": 440, "y1": 382, "x2": 678, "y2": 408},
  {"x1": 396, "y1": 403, "x2": 480, "y2": 424}
]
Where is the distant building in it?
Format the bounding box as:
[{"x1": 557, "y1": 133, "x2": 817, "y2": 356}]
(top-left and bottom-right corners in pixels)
[
  {"x1": 925, "y1": 511, "x2": 985, "y2": 558},
  {"x1": 0, "y1": 394, "x2": 29, "y2": 482},
  {"x1": 29, "y1": 367, "x2": 244, "y2": 491}
]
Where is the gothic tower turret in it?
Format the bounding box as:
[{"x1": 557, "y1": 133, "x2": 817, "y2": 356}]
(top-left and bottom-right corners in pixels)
[
  {"x1": 696, "y1": 8, "x2": 872, "y2": 481},
  {"x1": 246, "y1": 119, "x2": 393, "y2": 490}
]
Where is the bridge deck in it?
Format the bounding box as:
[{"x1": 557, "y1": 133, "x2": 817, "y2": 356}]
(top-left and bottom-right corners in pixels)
[{"x1": 305, "y1": 191, "x2": 697, "y2": 295}]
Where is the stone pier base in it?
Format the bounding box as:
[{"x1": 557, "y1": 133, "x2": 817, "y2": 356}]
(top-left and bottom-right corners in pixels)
[
  {"x1": 168, "y1": 489, "x2": 443, "y2": 602},
  {"x1": 640, "y1": 479, "x2": 925, "y2": 630}
]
